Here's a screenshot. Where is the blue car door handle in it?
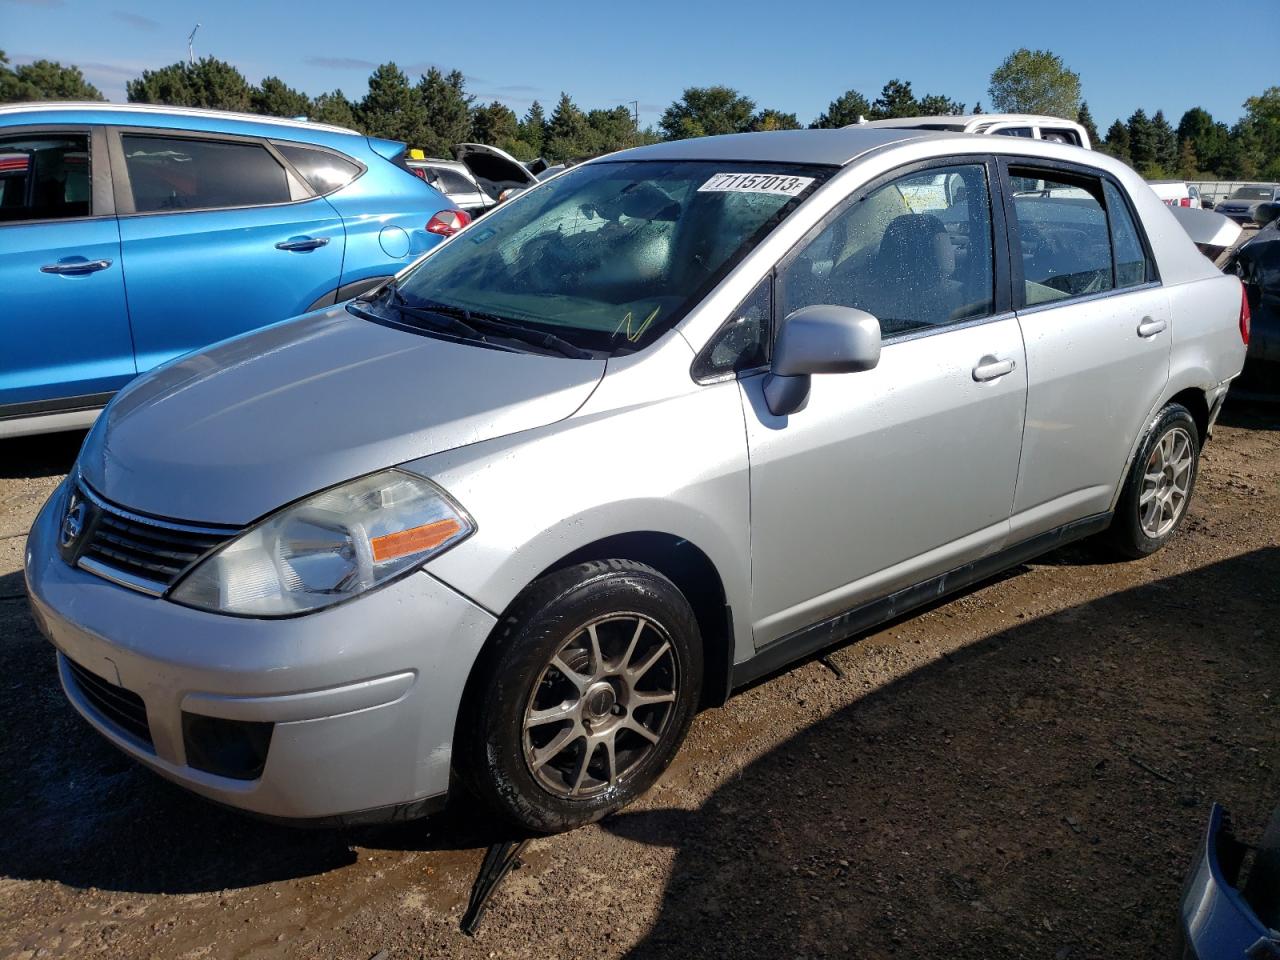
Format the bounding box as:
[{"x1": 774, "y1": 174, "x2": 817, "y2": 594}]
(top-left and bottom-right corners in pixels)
[
  {"x1": 41, "y1": 258, "x2": 113, "y2": 275},
  {"x1": 275, "y1": 236, "x2": 330, "y2": 252}
]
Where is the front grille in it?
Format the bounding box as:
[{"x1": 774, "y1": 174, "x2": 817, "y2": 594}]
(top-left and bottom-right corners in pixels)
[
  {"x1": 64, "y1": 655, "x2": 153, "y2": 747},
  {"x1": 70, "y1": 483, "x2": 239, "y2": 595}
]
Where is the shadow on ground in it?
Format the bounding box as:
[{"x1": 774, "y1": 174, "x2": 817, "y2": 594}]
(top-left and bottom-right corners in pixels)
[
  {"x1": 0, "y1": 431, "x2": 86, "y2": 480},
  {"x1": 609, "y1": 548, "x2": 1280, "y2": 959}
]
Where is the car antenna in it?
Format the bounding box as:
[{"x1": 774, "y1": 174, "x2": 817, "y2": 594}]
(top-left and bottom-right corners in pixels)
[{"x1": 459, "y1": 837, "x2": 532, "y2": 935}]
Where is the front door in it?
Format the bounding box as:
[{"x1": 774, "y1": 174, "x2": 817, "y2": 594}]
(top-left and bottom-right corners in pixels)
[
  {"x1": 110, "y1": 129, "x2": 345, "y2": 373},
  {"x1": 742, "y1": 160, "x2": 1027, "y2": 646},
  {"x1": 0, "y1": 127, "x2": 134, "y2": 411}
]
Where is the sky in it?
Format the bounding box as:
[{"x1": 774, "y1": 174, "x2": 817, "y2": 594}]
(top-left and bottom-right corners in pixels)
[{"x1": 3, "y1": 0, "x2": 1275, "y2": 132}]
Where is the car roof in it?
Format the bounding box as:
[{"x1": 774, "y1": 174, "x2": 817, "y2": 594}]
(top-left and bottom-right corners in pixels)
[
  {"x1": 863, "y1": 113, "x2": 1080, "y2": 129},
  {"x1": 603, "y1": 128, "x2": 943, "y2": 166},
  {"x1": 0, "y1": 101, "x2": 361, "y2": 137}
]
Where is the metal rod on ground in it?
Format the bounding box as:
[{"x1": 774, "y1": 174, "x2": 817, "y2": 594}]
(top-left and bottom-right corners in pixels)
[{"x1": 460, "y1": 838, "x2": 530, "y2": 935}]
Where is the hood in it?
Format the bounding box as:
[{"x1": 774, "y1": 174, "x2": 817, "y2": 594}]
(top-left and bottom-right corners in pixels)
[
  {"x1": 453, "y1": 143, "x2": 538, "y2": 187},
  {"x1": 79, "y1": 307, "x2": 605, "y2": 525}
]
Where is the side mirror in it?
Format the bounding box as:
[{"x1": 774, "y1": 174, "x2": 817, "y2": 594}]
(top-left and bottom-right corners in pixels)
[{"x1": 763, "y1": 305, "x2": 882, "y2": 416}]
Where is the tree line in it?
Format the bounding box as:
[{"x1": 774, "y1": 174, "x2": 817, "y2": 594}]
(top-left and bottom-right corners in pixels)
[{"x1": 2, "y1": 46, "x2": 1277, "y2": 180}]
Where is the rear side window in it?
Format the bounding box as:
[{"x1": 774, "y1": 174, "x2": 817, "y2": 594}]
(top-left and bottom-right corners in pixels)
[
  {"x1": 121, "y1": 134, "x2": 290, "y2": 212},
  {"x1": 434, "y1": 168, "x2": 478, "y2": 194},
  {"x1": 1009, "y1": 171, "x2": 1113, "y2": 305},
  {"x1": 1104, "y1": 181, "x2": 1152, "y2": 287},
  {"x1": 274, "y1": 142, "x2": 361, "y2": 194},
  {"x1": 0, "y1": 133, "x2": 90, "y2": 222}
]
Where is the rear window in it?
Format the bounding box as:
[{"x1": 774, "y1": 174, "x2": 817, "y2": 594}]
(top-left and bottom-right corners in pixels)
[
  {"x1": 1229, "y1": 187, "x2": 1272, "y2": 200},
  {"x1": 1010, "y1": 171, "x2": 1113, "y2": 304},
  {"x1": 274, "y1": 142, "x2": 361, "y2": 194},
  {"x1": 122, "y1": 134, "x2": 291, "y2": 212},
  {"x1": 0, "y1": 133, "x2": 90, "y2": 222}
]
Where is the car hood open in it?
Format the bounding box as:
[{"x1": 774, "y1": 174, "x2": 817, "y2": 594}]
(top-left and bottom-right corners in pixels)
[{"x1": 78, "y1": 306, "x2": 606, "y2": 526}]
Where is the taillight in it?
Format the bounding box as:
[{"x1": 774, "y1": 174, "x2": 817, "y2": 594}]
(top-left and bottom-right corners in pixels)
[
  {"x1": 1239, "y1": 282, "x2": 1251, "y2": 346},
  {"x1": 426, "y1": 209, "x2": 471, "y2": 237}
]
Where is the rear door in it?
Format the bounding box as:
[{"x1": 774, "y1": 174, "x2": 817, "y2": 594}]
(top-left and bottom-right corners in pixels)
[
  {"x1": 109, "y1": 128, "x2": 345, "y2": 373},
  {"x1": 0, "y1": 125, "x2": 134, "y2": 411},
  {"x1": 1002, "y1": 161, "x2": 1170, "y2": 538}
]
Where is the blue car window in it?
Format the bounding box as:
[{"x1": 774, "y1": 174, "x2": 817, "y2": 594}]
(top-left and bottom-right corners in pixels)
[
  {"x1": 273, "y1": 142, "x2": 361, "y2": 195},
  {"x1": 0, "y1": 133, "x2": 90, "y2": 222},
  {"x1": 122, "y1": 134, "x2": 291, "y2": 213}
]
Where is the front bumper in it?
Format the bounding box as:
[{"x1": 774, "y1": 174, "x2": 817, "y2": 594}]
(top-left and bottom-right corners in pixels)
[
  {"x1": 24, "y1": 483, "x2": 497, "y2": 822},
  {"x1": 1178, "y1": 804, "x2": 1280, "y2": 958}
]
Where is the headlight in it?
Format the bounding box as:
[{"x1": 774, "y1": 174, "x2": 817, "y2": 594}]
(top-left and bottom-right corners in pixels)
[{"x1": 170, "y1": 469, "x2": 473, "y2": 617}]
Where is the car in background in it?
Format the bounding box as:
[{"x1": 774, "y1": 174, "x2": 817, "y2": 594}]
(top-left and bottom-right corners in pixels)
[
  {"x1": 1149, "y1": 180, "x2": 1203, "y2": 209},
  {"x1": 1215, "y1": 185, "x2": 1280, "y2": 224},
  {"x1": 856, "y1": 113, "x2": 1092, "y2": 149},
  {"x1": 1229, "y1": 214, "x2": 1280, "y2": 397},
  {"x1": 25, "y1": 128, "x2": 1246, "y2": 833},
  {"x1": 1178, "y1": 803, "x2": 1279, "y2": 958},
  {"x1": 0, "y1": 102, "x2": 467, "y2": 438},
  {"x1": 406, "y1": 143, "x2": 538, "y2": 218}
]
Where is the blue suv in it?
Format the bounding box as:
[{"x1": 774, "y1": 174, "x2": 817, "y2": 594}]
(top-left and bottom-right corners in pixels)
[{"x1": 0, "y1": 102, "x2": 461, "y2": 437}]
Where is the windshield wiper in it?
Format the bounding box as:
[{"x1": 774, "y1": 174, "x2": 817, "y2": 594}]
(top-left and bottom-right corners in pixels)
[{"x1": 411, "y1": 299, "x2": 593, "y2": 360}]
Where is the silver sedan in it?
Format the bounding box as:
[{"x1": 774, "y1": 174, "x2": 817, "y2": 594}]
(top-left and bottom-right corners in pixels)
[{"x1": 25, "y1": 128, "x2": 1247, "y2": 833}]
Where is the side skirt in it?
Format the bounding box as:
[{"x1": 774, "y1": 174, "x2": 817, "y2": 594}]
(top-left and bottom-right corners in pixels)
[{"x1": 730, "y1": 512, "x2": 1112, "y2": 690}]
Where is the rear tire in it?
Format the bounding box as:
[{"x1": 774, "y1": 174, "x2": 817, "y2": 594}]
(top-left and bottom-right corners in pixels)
[
  {"x1": 456, "y1": 560, "x2": 702, "y2": 834},
  {"x1": 1104, "y1": 403, "x2": 1200, "y2": 559}
]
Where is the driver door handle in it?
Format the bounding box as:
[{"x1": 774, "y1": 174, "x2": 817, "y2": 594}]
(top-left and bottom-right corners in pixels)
[
  {"x1": 275, "y1": 236, "x2": 330, "y2": 252},
  {"x1": 41, "y1": 258, "x2": 112, "y2": 275},
  {"x1": 972, "y1": 356, "x2": 1016, "y2": 382},
  {"x1": 1137, "y1": 317, "x2": 1167, "y2": 338}
]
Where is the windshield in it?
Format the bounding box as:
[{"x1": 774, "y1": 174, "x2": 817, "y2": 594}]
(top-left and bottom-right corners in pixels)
[
  {"x1": 1229, "y1": 187, "x2": 1272, "y2": 200},
  {"x1": 381, "y1": 159, "x2": 829, "y2": 354}
]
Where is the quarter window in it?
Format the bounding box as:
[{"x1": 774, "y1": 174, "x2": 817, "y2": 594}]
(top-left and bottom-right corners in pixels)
[
  {"x1": 0, "y1": 133, "x2": 91, "y2": 222},
  {"x1": 1104, "y1": 181, "x2": 1152, "y2": 287},
  {"x1": 693, "y1": 278, "x2": 771, "y2": 379},
  {"x1": 1009, "y1": 171, "x2": 1113, "y2": 305},
  {"x1": 121, "y1": 134, "x2": 291, "y2": 212},
  {"x1": 274, "y1": 142, "x2": 361, "y2": 194},
  {"x1": 779, "y1": 163, "x2": 995, "y2": 338}
]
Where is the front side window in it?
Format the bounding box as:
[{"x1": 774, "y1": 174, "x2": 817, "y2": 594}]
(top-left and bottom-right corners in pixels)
[
  {"x1": 121, "y1": 134, "x2": 291, "y2": 212},
  {"x1": 0, "y1": 133, "x2": 90, "y2": 222},
  {"x1": 380, "y1": 160, "x2": 828, "y2": 354},
  {"x1": 1009, "y1": 170, "x2": 1113, "y2": 305},
  {"x1": 1104, "y1": 181, "x2": 1152, "y2": 288},
  {"x1": 273, "y1": 142, "x2": 360, "y2": 194},
  {"x1": 778, "y1": 163, "x2": 995, "y2": 338}
]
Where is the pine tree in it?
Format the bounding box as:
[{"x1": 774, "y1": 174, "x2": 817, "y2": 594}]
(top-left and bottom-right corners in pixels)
[
  {"x1": 1176, "y1": 139, "x2": 1200, "y2": 180},
  {"x1": 1127, "y1": 109, "x2": 1156, "y2": 173},
  {"x1": 811, "y1": 89, "x2": 871, "y2": 128},
  {"x1": 251, "y1": 76, "x2": 311, "y2": 118},
  {"x1": 311, "y1": 90, "x2": 360, "y2": 130},
  {"x1": 418, "y1": 68, "x2": 472, "y2": 157},
  {"x1": 520, "y1": 101, "x2": 547, "y2": 157},
  {"x1": 869, "y1": 79, "x2": 918, "y2": 120},
  {"x1": 360, "y1": 63, "x2": 429, "y2": 147},
  {"x1": 128, "y1": 57, "x2": 252, "y2": 111},
  {"x1": 659, "y1": 86, "x2": 755, "y2": 140},
  {"x1": 1103, "y1": 119, "x2": 1131, "y2": 164},
  {"x1": 1, "y1": 51, "x2": 105, "y2": 102},
  {"x1": 1151, "y1": 110, "x2": 1178, "y2": 174},
  {"x1": 1076, "y1": 101, "x2": 1099, "y2": 147},
  {"x1": 546, "y1": 92, "x2": 591, "y2": 160}
]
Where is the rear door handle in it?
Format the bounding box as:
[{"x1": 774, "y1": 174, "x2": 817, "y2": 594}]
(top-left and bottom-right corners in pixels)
[
  {"x1": 972, "y1": 356, "x2": 1016, "y2": 382},
  {"x1": 1137, "y1": 317, "x2": 1167, "y2": 338},
  {"x1": 41, "y1": 258, "x2": 112, "y2": 275},
  {"x1": 275, "y1": 236, "x2": 330, "y2": 252}
]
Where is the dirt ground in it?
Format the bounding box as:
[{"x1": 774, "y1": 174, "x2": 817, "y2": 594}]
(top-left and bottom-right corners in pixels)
[{"x1": 0, "y1": 400, "x2": 1276, "y2": 960}]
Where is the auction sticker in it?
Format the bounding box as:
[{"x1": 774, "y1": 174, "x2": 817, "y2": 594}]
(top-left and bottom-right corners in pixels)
[{"x1": 698, "y1": 172, "x2": 814, "y2": 196}]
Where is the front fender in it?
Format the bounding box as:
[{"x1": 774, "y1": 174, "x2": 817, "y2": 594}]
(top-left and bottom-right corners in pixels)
[{"x1": 415, "y1": 379, "x2": 755, "y2": 665}]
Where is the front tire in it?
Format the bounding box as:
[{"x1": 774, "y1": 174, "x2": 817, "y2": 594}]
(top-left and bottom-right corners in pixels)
[
  {"x1": 1105, "y1": 403, "x2": 1200, "y2": 558},
  {"x1": 456, "y1": 560, "x2": 703, "y2": 834}
]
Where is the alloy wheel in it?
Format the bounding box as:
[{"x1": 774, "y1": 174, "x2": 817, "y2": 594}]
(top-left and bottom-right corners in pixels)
[
  {"x1": 522, "y1": 614, "x2": 678, "y2": 800},
  {"x1": 1139, "y1": 426, "x2": 1194, "y2": 538}
]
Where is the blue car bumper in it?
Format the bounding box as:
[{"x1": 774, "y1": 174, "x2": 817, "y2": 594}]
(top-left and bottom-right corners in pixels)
[{"x1": 1179, "y1": 804, "x2": 1280, "y2": 958}]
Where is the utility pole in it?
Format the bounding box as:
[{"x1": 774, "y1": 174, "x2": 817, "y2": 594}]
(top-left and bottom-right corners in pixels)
[
  {"x1": 628, "y1": 100, "x2": 639, "y2": 130},
  {"x1": 187, "y1": 23, "x2": 201, "y2": 66}
]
